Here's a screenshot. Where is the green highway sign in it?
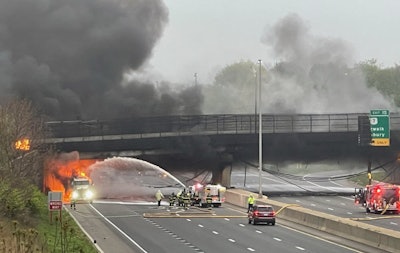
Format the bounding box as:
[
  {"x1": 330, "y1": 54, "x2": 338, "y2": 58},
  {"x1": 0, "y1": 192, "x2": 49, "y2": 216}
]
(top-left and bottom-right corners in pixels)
[{"x1": 369, "y1": 109, "x2": 390, "y2": 146}]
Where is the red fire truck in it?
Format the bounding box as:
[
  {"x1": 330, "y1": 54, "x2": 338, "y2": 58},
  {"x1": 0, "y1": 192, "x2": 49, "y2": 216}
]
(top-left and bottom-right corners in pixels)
[{"x1": 355, "y1": 182, "x2": 400, "y2": 214}]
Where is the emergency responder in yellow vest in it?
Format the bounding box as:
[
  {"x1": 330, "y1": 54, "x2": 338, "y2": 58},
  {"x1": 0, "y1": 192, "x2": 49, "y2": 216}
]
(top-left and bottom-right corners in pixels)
[
  {"x1": 247, "y1": 194, "x2": 255, "y2": 212},
  {"x1": 176, "y1": 190, "x2": 182, "y2": 206},
  {"x1": 206, "y1": 193, "x2": 212, "y2": 208},
  {"x1": 182, "y1": 191, "x2": 190, "y2": 209},
  {"x1": 155, "y1": 190, "x2": 164, "y2": 207},
  {"x1": 169, "y1": 192, "x2": 176, "y2": 206}
]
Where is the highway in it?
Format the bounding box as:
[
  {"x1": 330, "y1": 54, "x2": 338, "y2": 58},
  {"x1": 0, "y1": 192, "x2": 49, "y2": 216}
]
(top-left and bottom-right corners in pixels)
[
  {"x1": 67, "y1": 201, "x2": 385, "y2": 253},
  {"x1": 231, "y1": 166, "x2": 400, "y2": 231},
  {"x1": 64, "y1": 165, "x2": 399, "y2": 253}
]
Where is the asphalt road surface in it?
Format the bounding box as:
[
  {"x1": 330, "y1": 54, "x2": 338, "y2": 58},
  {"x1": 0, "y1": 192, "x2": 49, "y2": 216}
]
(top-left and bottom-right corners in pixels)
[
  {"x1": 231, "y1": 167, "x2": 400, "y2": 231},
  {"x1": 67, "y1": 201, "x2": 388, "y2": 253}
]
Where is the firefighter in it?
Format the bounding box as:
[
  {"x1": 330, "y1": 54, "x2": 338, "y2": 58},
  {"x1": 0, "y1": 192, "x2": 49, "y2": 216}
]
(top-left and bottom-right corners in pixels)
[
  {"x1": 182, "y1": 191, "x2": 191, "y2": 209},
  {"x1": 155, "y1": 190, "x2": 164, "y2": 207},
  {"x1": 70, "y1": 199, "x2": 76, "y2": 210},
  {"x1": 191, "y1": 190, "x2": 200, "y2": 206},
  {"x1": 180, "y1": 188, "x2": 187, "y2": 207},
  {"x1": 176, "y1": 190, "x2": 182, "y2": 206},
  {"x1": 206, "y1": 193, "x2": 212, "y2": 208},
  {"x1": 169, "y1": 192, "x2": 176, "y2": 207},
  {"x1": 247, "y1": 194, "x2": 255, "y2": 213}
]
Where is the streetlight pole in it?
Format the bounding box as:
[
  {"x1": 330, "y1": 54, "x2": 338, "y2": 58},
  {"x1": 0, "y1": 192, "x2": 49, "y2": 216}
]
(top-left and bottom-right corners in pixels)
[
  {"x1": 254, "y1": 68, "x2": 258, "y2": 133},
  {"x1": 258, "y1": 59, "x2": 263, "y2": 199}
]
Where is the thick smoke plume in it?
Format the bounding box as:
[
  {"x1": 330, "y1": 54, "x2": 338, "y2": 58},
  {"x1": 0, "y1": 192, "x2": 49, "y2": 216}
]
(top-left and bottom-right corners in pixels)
[
  {"x1": 0, "y1": 0, "x2": 203, "y2": 120},
  {"x1": 260, "y1": 14, "x2": 394, "y2": 114}
]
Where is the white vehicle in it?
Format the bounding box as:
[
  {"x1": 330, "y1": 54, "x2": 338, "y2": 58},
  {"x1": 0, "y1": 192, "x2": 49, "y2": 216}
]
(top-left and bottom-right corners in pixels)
[
  {"x1": 70, "y1": 177, "x2": 94, "y2": 203},
  {"x1": 198, "y1": 184, "x2": 226, "y2": 208}
]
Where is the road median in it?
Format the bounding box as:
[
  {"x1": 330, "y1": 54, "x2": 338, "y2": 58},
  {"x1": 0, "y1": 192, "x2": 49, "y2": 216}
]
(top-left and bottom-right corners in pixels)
[{"x1": 226, "y1": 188, "x2": 400, "y2": 253}]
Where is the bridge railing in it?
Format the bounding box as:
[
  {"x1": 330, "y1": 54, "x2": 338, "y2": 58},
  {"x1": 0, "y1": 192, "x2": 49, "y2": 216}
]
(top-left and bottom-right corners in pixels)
[{"x1": 46, "y1": 113, "x2": 400, "y2": 139}]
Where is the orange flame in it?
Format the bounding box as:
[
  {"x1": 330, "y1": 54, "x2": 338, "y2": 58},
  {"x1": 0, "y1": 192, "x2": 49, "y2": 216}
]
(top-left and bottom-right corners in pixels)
[
  {"x1": 43, "y1": 156, "x2": 98, "y2": 202},
  {"x1": 15, "y1": 138, "x2": 31, "y2": 151}
]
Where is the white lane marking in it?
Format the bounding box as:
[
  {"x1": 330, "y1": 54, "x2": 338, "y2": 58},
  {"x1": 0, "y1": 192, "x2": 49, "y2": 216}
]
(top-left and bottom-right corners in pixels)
[
  {"x1": 303, "y1": 177, "x2": 336, "y2": 191},
  {"x1": 296, "y1": 246, "x2": 305, "y2": 251},
  {"x1": 329, "y1": 180, "x2": 344, "y2": 187},
  {"x1": 239, "y1": 224, "x2": 245, "y2": 227},
  {"x1": 89, "y1": 205, "x2": 148, "y2": 253},
  {"x1": 296, "y1": 200, "x2": 301, "y2": 203},
  {"x1": 325, "y1": 199, "x2": 331, "y2": 202},
  {"x1": 273, "y1": 237, "x2": 282, "y2": 242},
  {"x1": 227, "y1": 206, "x2": 248, "y2": 214},
  {"x1": 228, "y1": 239, "x2": 236, "y2": 243},
  {"x1": 341, "y1": 196, "x2": 355, "y2": 201},
  {"x1": 311, "y1": 204, "x2": 316, "y2": 207},
  {"x1": 328, "y1": 208, "x2": 334, "y2": 211},
  {"x1": 347, "y1": 212, "x2": 353, "y2": 215},
  {"x1": 340, "y1": 203, "x2": 346, "y2": 206},
  {"x1": 65, "y1": 206, "x2": 104, "y2": 253},
  {"x1": 256, "y1": 230, "x2": 262, "y2": 234},
  {"x1": 390, "y1": 222, "x2": 398, "y2": 226},
  {"x1": 186, "y1": 219, "x2": 191, "y2": 222},
  {"x1": 212, "y1": 231, "x2": 219, "y2": 235},
  {"x1": 198, "y1": 224, "x2": 204, "y2": 228},
  {"x1": 224, "y1": 218, "x2": 230, "y2": 221},
  {"x1": 280, "y1": 224, "x2": 365, "y2": 253},
  {"x1": 247, "y1": 248, "x2": 255, "y2": 252}
]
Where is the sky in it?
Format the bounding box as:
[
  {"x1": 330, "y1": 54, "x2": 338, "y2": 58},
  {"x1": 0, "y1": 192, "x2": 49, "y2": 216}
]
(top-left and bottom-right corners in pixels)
[{"x1": 147, "y1": 0, "x2": 400, "y2": 84}]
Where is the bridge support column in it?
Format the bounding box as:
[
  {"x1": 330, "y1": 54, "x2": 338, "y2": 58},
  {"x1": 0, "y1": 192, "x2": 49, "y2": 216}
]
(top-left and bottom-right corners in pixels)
[
  {"x1": 211, "y1": 153, "x2": 233, "y2": 187},
  {"x1": 221, "y1": 165, "x2": 232, "y2": 188},
  {"x1": 211, "y1": 163, "x2": 232, "y2": 188}
]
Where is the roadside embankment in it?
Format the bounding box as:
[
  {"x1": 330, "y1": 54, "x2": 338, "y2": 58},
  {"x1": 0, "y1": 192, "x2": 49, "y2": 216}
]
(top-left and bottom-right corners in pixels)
[{"x1": 226, "y1": 188, "x2": 400, "y2": 253}]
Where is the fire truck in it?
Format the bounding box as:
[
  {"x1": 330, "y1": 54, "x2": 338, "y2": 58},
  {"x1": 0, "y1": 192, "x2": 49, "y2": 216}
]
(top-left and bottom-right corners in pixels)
[
  {"x1": 189, "y1": 184, "x2": 226, "y2": 208},
  {"x1": 355, "y1": 182, "x2": 400, "y2": 214}
]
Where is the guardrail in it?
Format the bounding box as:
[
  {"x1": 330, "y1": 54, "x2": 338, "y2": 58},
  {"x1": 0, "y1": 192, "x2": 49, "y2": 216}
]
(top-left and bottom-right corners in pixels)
[{"x1": 46, "y1": 113, "x2": 400, "y2": 139}]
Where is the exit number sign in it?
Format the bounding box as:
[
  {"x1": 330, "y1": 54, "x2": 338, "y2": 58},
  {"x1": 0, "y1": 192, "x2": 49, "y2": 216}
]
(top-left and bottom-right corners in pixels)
[{"x1": 370, "y1": 109, "x2": 390, "y2": 146}]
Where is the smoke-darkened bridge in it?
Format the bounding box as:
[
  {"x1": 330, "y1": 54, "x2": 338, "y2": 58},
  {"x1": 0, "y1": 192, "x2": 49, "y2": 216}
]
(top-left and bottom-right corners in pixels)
[
  {"x1": 46, "y1": 113, "x2": 400, "y2": 162},
  {"x1": 45, "y1": 113, "x2": 400, "y2": 184}
]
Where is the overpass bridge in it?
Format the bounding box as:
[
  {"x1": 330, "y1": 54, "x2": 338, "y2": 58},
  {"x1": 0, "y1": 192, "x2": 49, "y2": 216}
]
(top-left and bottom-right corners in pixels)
[{"x1": 45, "y1": 113, "x2": 400, "y2": 184}]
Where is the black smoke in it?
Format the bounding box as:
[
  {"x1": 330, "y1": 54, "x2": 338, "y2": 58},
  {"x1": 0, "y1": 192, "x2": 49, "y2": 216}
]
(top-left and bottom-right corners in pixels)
[{"x1": 0, "y1": 0, "x2": 203, "y2": 120}]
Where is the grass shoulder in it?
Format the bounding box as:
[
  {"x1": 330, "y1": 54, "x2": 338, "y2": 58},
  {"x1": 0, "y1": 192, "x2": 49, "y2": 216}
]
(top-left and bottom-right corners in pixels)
[{"x1": 0, "y1": 190, "x2": 98, "y2": 253}]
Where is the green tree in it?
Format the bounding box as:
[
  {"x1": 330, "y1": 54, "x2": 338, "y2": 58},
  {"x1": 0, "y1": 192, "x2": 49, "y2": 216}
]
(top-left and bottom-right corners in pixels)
[
  {"x1": 357, "y1": 59, "x2": 400, "y2": 106},
  {"x1": 203, "y1": 60, "x2": 268, "y2": 114}
]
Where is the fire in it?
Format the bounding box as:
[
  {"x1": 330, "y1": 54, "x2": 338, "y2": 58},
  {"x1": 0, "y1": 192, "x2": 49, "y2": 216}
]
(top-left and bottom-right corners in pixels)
[
  {"x1": 15, "y1": 138, "x2": 31, "y2": 151},
  {"x1": 43, "y1": 155, "x2": 98, "y2": 202}
]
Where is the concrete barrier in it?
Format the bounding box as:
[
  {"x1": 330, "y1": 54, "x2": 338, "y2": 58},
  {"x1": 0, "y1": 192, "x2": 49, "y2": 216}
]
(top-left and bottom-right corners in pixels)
[{"x1": 226, "y1": 188, "x2": 400, "y2": 253}]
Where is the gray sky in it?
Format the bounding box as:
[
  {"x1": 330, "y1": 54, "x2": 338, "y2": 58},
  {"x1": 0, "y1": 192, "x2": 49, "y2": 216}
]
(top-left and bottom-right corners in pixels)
[{"x1": 147, "y1": 0, "x2": 400, "y2": 84}]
